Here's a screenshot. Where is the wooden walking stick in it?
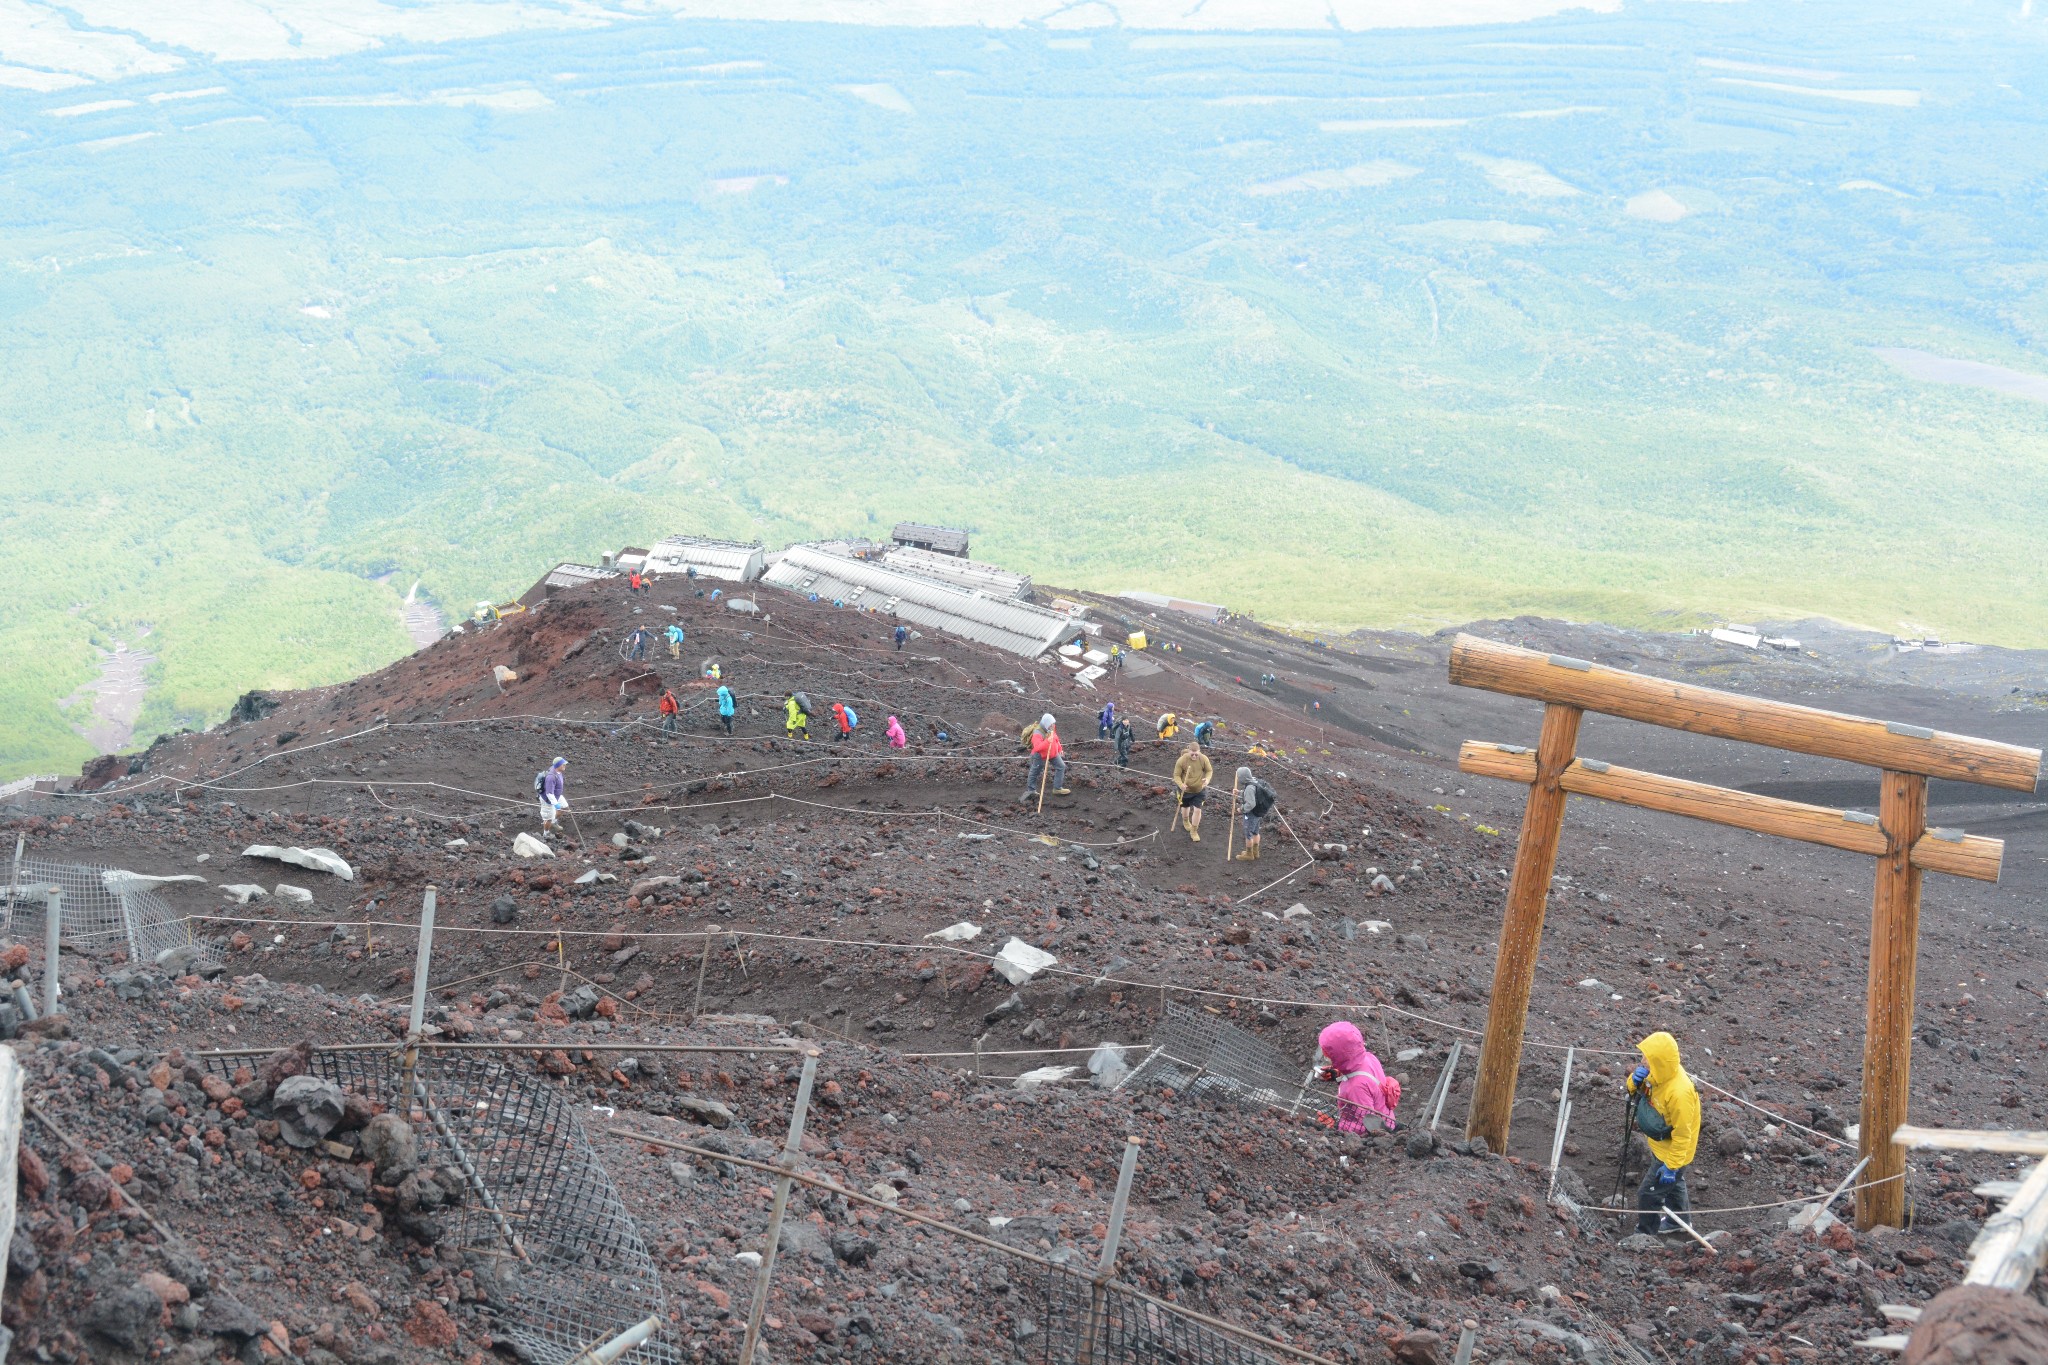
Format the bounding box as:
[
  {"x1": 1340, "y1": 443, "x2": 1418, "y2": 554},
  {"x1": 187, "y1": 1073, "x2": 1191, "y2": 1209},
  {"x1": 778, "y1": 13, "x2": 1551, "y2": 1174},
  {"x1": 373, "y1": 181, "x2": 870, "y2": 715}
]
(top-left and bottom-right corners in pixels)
[
  {"x1": 1223, "y1": 782, "x2": 1239, "y2": 863},
  {"x1": 1166, "y1": 780, "x2": 1184, "y2": 834},
  {"x1": 1035, "y1": 742, "x2": 1053, "y2": 815}
]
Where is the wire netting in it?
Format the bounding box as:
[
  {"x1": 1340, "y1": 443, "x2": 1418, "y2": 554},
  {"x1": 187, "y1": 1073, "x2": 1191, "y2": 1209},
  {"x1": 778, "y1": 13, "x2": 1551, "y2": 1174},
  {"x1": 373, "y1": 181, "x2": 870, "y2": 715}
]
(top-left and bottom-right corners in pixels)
[
  {"x1": 4, "y1": 858, "x2": 220, "y2": 972},
  {"x1": 1123, "y1": 1006, "x2": 1340, "y2": 1126},
  {"x1": 1026, "y1": 1265, "x2": 1284, "y2": 1365},
  {"x1": 201, "y1": 1048, "x2": 677, "y2": 1364}
]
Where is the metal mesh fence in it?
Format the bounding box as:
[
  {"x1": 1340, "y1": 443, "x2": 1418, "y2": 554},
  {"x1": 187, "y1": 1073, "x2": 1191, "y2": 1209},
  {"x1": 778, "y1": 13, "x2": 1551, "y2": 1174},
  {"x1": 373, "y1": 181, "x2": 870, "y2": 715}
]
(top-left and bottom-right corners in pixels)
[
  {"x1": 1027, "y1": 1265, "x2": 1284, "y2": 1365},
  {"x1": 4, "y1": 858, "x2": 220, "y2": 972},
  {"x1": 1123, "y1": 1006, "x2": 1341, "y2": 1126},
  {"x1": 201, "y1": 1048, "x2": 676, "y2": 1364}
]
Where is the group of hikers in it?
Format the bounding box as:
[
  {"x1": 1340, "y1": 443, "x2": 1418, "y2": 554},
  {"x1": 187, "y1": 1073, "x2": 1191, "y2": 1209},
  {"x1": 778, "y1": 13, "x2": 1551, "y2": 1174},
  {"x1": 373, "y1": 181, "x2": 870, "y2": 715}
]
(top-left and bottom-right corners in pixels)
[
  {"x1": 1315, "y1": 1021, "x2": 1700, "y2": 1236},
  {"x1": 780, "y1": 690, "x2": 910, "y2": 749},
  {"x1": 1018, "y1": 704, "x2": 1276, "y2": 860}
]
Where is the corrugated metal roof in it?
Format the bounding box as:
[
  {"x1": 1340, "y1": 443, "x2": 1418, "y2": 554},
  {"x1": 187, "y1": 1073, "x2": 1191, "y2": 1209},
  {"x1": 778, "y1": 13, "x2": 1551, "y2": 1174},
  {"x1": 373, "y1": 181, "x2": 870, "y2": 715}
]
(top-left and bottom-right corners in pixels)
[
  {"x1": 647, "y1": 534, "x2": 765, "y2": 583},
  {"x1": 890, "y1": 521, "x2": 970, "y2": 555},
  {"x1": 545, "y1": 563, "x2": 620, "y2": 590},
  {"x1": 1122, "y1": 590, "x2": 1226, "y2": 622},
  {"x1": 761, "y1": 545, "x2": 1079, "y2": 657},
  {"x1": 880, "y1": 547, "x2": 1031, "y2": 600}
]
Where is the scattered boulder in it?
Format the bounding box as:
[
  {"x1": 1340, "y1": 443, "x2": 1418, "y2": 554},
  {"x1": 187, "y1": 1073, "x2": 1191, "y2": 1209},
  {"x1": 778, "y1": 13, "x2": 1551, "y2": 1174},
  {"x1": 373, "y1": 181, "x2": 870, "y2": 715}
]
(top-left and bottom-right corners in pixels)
[
  {"x1": 360, "y1": 1113, "x2": 420, "y2": 1183},
  {"x1": 86, "y1": 1278, "x2": 164, "y2": 1351},
  {"x1": 513, "y1": 833, "x2": 554, "y2": 859},
  {"x1": 1391, "y1": 1328, "x2": 1444, "y2": 1364},
  {"x1": 490, "y1": 896, "x2": 519, "y2": 925},
  {"x1": 674, "y1": 1096, "x2": 735, "y2": 1128},
  {"x1": 1905, "y1": 1284, "x2": 2048, "y2": 1365},
  {"x1": 273, "y1": 1075, "x2": 347, "y2": 1148}
]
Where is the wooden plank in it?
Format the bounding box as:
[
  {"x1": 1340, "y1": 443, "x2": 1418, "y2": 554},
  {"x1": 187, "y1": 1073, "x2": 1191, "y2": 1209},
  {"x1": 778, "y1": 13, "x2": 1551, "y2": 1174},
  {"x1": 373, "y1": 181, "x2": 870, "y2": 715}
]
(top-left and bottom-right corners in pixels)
[
  {"x1": 1860, "y1": 772, "x2": 1928, "y2": 1231},
  {"x1": 1467, "y1": 703, "x2": 1581, "y2": 1153},
  {"x1": 1910, "y1": 828, "x2": 2007, "y2": 883},
  {"x1": 1894, "y1": 1126, "x2": 2048, "y2": 1155},
  {"x1": 1878, "y1": 1305, "x2": 1922, "y2": 1323},
  {"x1": 1448, "y1": 635, "x2": 2042, "y2": 793},
  {"x1": 1457, "y1": 743, "x2": 2004, "y2": 882},
  {"x1": 1963, "y1": 1156, "x2": 2048, "y2": 1291},
  {"x1": 1854, "y1": 1334, "x2": 1909, "y2": 1353}
]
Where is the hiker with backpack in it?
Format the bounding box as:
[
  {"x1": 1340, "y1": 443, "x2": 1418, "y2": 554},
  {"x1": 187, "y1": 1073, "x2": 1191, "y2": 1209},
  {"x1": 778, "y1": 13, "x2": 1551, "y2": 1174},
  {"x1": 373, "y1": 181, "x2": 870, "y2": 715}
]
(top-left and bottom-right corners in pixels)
[
  {"x1": 1627, "y1": 1032, "x2": 1701, "y2": 1235},
  {"x1": 1111, "y1": 714, "x2": 1134, "y2": 768},
  {"x1": 665, "y1": 623, "x2": 684, "y2": 659},
  {"x1": 657, "y1": 689, "x2": 680, "y2": 737},
  {"x1": 1233, "y1": 766, "x2": 1276, "y2": 862},
  {"x1": 1022, "y1": 713, "x2": 1070, "y2": 804},
  {"x1": 893, "y1": 624, "x2": 908, "y2": 651},
  {"x1": 1157, "y1": 712, "x2": 1179, "y2": 742},
  {"x1": 535, "y1": 758, "x2": 568, "y2": 832},
  {"x1": 1098, "y1": 700, "x2": 1116, "y2": 740},
  {"x1": 832, "y1": 701, "x2": 858, "y2": 742},
  {"x1": 627, "y1": 627, "x2": 648, "y2": 661},
  {"x1": 1171, "y1": 741, "x2": 1213, "y2": 842},
  {"x1": 784, "y1": 692, "x2": 811, "y2": 741},
  {"x1": 1193, "y1": 719, "x2": 1216, "y2": 752},
  {"x1": 716, "y1": 684, "x2": 736, "y2": 735},
  {"x1": 1313, "y1": 1021, "x2": 1400, "y2": 1134}
]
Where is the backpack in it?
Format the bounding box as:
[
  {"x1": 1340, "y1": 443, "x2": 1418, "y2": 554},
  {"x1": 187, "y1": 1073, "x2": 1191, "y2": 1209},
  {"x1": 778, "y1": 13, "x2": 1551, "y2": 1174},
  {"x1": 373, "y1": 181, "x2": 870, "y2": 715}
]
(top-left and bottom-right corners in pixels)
[
  {"x1": 843, "y1": 706, "x2": 857, "y2": 729},
  {"x1": 1633, "y1": 1091, "x2": 1674, "y2": 1141},
  {"x1": 793, "y1": 691, "x2": 813, "y2": 716},
  {"x1": 1248, "y1": 780, "x2": 1276, "y2": 816},
  {"x1": 533, "y1": 769, "x2": 547, "y2": 795}
]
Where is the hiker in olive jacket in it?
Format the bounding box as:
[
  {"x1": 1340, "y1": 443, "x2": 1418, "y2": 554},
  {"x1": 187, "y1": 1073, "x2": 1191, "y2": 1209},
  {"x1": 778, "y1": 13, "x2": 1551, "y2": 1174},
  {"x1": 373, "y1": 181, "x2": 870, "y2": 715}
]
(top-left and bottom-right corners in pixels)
[{"x1": 1171, "y1": 743, "x2": 1213, "y2": 842}]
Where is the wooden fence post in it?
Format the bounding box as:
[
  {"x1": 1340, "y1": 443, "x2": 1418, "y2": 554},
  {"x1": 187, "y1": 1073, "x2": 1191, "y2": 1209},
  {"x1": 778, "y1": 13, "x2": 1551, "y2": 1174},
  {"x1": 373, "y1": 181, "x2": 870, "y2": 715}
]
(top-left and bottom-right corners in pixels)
[
  {"x1": 42, "y1": 889, "x2": 61, "y2": 1018},
  {"x1": 1859, "y1": 771, "x2": 1927, "y2": 1230},
  {"x1": 1467, "y1": 702, "x2": 1581, "y2": 1152},
  {"x1": 741, "y1": 1050, "x2": 820, "y2": 1365}
]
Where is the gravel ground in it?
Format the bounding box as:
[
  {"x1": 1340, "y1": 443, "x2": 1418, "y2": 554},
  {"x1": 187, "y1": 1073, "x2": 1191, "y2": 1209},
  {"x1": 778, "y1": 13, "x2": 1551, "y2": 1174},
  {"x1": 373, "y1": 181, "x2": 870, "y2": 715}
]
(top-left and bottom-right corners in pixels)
[{"x1": 6, "y1": 576, "x2": 2046, "y2": 1363}]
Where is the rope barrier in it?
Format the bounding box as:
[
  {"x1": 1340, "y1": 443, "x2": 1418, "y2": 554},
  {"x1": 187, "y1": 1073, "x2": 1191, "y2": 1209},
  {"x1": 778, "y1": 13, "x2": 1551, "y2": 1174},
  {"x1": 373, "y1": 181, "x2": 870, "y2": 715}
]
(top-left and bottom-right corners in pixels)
[{"x1": 179, "y1": 911, "x2": 1631, "y2": 1056}]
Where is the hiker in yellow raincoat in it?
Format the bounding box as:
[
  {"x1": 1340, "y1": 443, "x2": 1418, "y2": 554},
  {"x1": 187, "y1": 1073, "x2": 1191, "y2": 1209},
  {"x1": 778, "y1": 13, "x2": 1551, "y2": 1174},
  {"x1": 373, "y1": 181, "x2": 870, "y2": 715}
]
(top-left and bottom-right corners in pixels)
[{"x1": 1626, "y1": 1031, "x2": 1701, "y2": 1235}]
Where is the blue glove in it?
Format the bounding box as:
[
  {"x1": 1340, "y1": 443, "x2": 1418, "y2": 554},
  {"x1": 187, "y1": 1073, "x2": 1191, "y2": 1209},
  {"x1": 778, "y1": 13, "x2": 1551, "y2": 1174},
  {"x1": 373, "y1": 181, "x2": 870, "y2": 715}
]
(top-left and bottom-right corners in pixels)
[
  {"x1": 1654, "y1": 1164, "x2": 1677, "y2": 1186},
  {"x1": 1629, "y1": 1065, "x2": 1649, "y2": 1091}
]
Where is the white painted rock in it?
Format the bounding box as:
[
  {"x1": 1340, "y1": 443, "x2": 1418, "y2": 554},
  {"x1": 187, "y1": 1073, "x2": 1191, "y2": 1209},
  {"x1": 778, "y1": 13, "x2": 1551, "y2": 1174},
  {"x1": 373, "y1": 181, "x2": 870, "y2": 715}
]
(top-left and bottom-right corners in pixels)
[
  {"x1": 275, "y1": 884, "x2": 314, "y2": 905},
  {"x1": 992, "y1": 937, "x2": 1057, "y2": 985},
  {"x1": 221, "y1": 884, "x2": 269, "y2": 904},
  {"x1": 242, "y1": 845, "x2": 354, "y2": 880},
  {"x1": 512, "y1": 833, "x2": 554, "y2": 859},
  {"x1": 924, "y1": 922, "x2": 981, "y2": 943}
]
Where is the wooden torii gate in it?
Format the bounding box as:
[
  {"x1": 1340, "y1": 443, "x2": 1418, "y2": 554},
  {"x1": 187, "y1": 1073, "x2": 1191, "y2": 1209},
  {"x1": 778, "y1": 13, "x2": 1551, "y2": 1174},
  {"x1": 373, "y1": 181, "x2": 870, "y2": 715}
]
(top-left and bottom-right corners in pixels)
[{"x1": 1447, "y1": 634, "x2": 2042, "y2": 1229}]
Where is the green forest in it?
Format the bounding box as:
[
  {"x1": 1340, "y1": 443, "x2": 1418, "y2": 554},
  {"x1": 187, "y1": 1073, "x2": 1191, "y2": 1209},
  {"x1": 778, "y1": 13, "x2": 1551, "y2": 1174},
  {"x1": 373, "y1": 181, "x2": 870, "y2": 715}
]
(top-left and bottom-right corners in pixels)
[{"x1": 3, "y1": 1, "x2": 2046, "y2": 777}]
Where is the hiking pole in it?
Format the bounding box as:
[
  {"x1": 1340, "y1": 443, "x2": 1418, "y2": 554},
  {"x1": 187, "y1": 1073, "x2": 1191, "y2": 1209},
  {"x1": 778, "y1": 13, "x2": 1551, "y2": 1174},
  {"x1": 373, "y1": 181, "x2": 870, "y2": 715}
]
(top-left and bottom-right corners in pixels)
[
  {"x1": 1223, "y1": 784, "x2": 1239, "y2": 863},
  {"x1": 1611, "y1": 1095, "x2": 1635, "y2": 1207}
]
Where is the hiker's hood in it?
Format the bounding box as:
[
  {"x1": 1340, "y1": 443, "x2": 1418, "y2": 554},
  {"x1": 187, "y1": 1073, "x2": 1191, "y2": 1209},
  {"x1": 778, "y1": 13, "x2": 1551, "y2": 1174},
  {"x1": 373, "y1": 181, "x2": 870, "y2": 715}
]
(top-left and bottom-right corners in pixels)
[
  {"x1": 1318, "y1": 1021, "x2": 1366, "y2": 1074},
  {"x1": 1638, "y1": 1031, "x2": 1684, "y2": 1087}
]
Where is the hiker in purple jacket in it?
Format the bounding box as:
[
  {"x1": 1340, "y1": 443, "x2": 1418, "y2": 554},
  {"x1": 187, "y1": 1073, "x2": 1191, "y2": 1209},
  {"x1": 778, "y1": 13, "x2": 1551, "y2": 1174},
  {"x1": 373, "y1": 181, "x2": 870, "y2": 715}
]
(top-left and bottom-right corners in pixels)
[{"x1": 538, "y1": 757, "x2": 568, "y2": 830}]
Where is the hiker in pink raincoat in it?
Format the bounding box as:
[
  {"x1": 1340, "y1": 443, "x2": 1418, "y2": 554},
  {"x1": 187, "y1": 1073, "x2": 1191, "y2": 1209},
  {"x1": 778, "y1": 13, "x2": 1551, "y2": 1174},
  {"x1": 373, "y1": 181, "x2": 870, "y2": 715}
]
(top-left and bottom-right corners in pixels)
[
  {"x1": 885, "y1": 715, "x2": 908, "y2": 749},
  {"x1": 1315, "y1": 1021, "x2": 1400, "y2": 1134}
]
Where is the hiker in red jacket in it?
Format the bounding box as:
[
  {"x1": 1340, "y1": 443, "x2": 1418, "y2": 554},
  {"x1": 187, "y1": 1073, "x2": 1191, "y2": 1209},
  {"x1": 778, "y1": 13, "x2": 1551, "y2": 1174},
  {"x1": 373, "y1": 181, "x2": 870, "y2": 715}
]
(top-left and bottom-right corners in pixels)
[
  {"x1": 1022, "y1": 713, "x2": 1070, "y2": 803},
  {"x1": 658, "y1": 688, "x2": 679, "y2": 737}
]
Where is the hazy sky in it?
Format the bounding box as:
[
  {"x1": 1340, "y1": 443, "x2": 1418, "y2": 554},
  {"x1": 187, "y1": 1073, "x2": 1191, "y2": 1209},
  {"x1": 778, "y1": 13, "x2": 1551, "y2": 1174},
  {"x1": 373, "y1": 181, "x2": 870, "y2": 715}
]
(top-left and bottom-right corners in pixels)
[{"x1": 1, "y1": 0, "x2": 1625, "y2": 91}]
